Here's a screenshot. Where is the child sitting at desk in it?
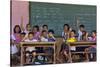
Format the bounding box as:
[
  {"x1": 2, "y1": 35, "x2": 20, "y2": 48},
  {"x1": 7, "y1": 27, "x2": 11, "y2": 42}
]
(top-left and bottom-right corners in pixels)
[
  {"x1": 20, "y1": 32, "x2": 26, "y2": 41},
  {"x1": 48, "y1": 29, "x2": 56, "y2": 42},
  {"x1": 42, "y1": 24, "x2": 48, "y2": 32},
  {"x1": 40, "y1": 30, "x2": 48, "y2": 42},
  {"x1": 24, "y1": 32, "x2": 38, "y2": 63},
  {"x1": 84, "y1": 30, "x2": 96, "y2": 61},
  {"x1": 81, "y1": 31, "x2": 89, "y2": 41},
  {"x1": 32, "y1": 25, "x2": 41, "y2": 40},
  {"x1": 40, "y1": 30, "x2": 56, "y2": 63},
  {"x1": 11, "y1": 25, "x2": 22, "y2": 44},
  {"x1": 60, "y1": 30, "x2": 77, "y2": 63},
  {"x1": 40, "y1": 29, "x2": 56, "y2": 42},
  {"x1": 21, "y1": 23, "x2": 31, "y2": 34},
  {"x1": 78, "y1": 24, "x2": 85, "y2": 41},
  {"x1": 62, "y1": 24, "x2": 70, "y2": 42}
]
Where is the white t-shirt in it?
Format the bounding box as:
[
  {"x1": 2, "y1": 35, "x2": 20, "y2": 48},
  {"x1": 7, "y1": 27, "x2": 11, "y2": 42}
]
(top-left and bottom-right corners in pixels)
[
  {"x1": 24, "y1": 39, "x2": 38, "y2": 52},
  {"x1": 11, "y1": 34, "x2": 16, "y2": 40},
  {"x1": 78, "y1": 30, "x2": 82, "y2": 41},
  {"x1": 41, "y1": 37, "x2": 48, "y2": 42},
  {"x1": 10, "y1": 45, "x2": 18, "y2": 54}
]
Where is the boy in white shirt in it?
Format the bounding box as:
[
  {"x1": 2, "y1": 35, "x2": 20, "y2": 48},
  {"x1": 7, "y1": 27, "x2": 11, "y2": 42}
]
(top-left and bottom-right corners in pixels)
[
  {"x1": 24, "y1": 32, "x2": 38, "y2": 63},
  {"x1": 78, "y1": 25, "x2": 85, "y2": 41},
  {"x1": 10, "y1": 39, "x2": 19, "y2": 65}
]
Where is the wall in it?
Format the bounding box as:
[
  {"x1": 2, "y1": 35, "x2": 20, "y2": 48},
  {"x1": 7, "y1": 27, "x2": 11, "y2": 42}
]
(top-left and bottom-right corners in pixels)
[{"x1": 11, "y1": 0, "x2": 29, "y2": 33}]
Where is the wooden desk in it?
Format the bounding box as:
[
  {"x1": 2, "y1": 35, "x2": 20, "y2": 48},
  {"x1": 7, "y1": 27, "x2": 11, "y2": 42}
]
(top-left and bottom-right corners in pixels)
[
  {"x1": 20, "y1": 42, "x2": 56, "y2": 65},
  {"x1": 66, "y1": 41, "x2": 96, "y2": 62}
]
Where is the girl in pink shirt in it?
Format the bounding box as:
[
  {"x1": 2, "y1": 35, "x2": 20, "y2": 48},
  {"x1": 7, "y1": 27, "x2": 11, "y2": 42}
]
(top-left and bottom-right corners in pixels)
[
  {"x1": 84, "y1": 30, "x2": 96, "y2": 61},
  {"x1": 11, "y1": 25, "x2": 22, "y2": 44}
]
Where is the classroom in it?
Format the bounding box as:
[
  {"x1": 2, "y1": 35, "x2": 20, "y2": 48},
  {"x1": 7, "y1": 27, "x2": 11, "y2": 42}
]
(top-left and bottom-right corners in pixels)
[{"x1": 10, "y1": 0, "x2": 96, "y2": 66}]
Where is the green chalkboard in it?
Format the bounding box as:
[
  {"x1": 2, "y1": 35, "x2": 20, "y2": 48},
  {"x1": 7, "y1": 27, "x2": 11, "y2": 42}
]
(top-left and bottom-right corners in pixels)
[{"x1": 29, "y1": 2, "x2": 96, "y2": 36}]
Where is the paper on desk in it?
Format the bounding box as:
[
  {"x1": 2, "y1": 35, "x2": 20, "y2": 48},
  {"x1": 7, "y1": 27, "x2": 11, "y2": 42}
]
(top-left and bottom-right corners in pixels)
[{"x1": 70, "y1": 46, "x2": 76, "y2": 51}]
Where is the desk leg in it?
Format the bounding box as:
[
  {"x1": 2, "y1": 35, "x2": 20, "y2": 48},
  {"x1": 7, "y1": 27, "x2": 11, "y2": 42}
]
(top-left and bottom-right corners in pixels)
[
  {"x1": 20, "y1": 46, "x2": 24, "y2": 66},
  {"x1": 68, "y1": 45, "x2": 72, "y2": 63},
  {"x1": 53, "y1": 44, "x2": 56, "y2": 64}
]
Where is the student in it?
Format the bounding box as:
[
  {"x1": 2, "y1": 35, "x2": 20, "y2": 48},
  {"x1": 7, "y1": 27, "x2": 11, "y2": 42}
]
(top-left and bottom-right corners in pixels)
[
  {"x1": 10, "y1": 39, "x2": 18, "y2": 56},
  {"x1": 20, "y1": 32, "x2": 26, "y2": 41},
  {"x1": 24, "y1": 32, "x2": 38, "y2": 63},
  {"x1": 84, "y1": 30, "x2": 96, "y2": 61},
  {"x1": 78, "y1": 24, "x2": 85, "y2": 41},
  {"x1": 60, "y1": 30, "x2": 77, "y2": 63},
  {"x1": 40, "y1": 30, "x2": 56, "y2": 63},
  {"x1": 32, "y1": 25, "x2": 41, "y2": 40},
  {"x1": 48, "y1": 29, "x2": 56, "y2": 42},
  {"x1": 21, "y1": 24, "x2": 32, "y2": 41},
  {"x1": 67, "y1": 30, "x2": 77, "y2": 41},
  {"x1": 23, "y1": 24, "x2": 31, "y2": 34},
  {"x1": 76, "y1": 30, "x2": 89, "y2": 55},
  {"x1": 10, "y1": 39, "x2": 19, "y2": 65},
  {"x1": 40, "y1": 30, "x2": 48, "y2": 42},
  {"x1": 62, "y1": 24, "x2": 70, "y2": 42},
  {"x1": 11, "y1": 25, "x2": 22, "y2": 44},
  {"x1": 25, "y1": 24, "x2": 31, "y2": 33},
  {"x1": 42, "y1": 24, "x2": 48, "y2": 32},
  {"x1": 81, "y1": 31, "x2": 89, "y2": 41}
]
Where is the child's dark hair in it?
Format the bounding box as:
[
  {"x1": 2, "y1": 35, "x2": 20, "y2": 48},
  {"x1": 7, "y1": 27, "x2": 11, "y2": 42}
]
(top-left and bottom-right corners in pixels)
[
  {"x1": 13, "y1": 25, "x2": 21, "y2": 33},
  {"x1": 79, "y1": 24, "x2": 85, "y2": 28},
  {"x1": 28, "y1": 32, "x2": 33, "y2": 35},
  {"x1": 82, "y1": 31, "x2": 87, "y2": 40},
  {"x1": 48, "y1": 29, "x2": 54, "y2": 34},
  {"x1": 92, "y1": 30, "x2": 96, "y2": 34},
  {"x1": 42, "y1": 30, "x2": 47, "y2": 33},
  {"x1": 42, "y1": 24, "x2": 48, "y2": 29},
  {"x1": 71, "y1": 30, "x2": 76, "y2": 34},
  {"x1": 21, "y1": 32, "x2": 26, "y2": 36},
  {"x1": 33, "y1": 25, "x2": 39, "y2": 31},
  {"x1": 63, "y1": 24, "x2": 70, "y2": 30},
  {"x1": 26, "y1": 24, "x2": 30, "y2": 27}
]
